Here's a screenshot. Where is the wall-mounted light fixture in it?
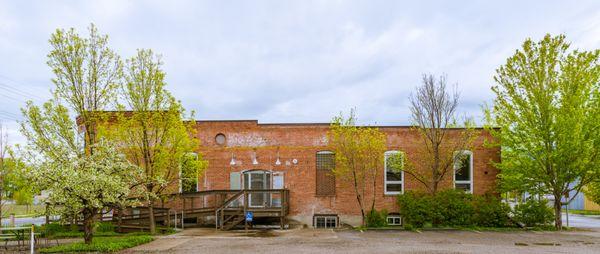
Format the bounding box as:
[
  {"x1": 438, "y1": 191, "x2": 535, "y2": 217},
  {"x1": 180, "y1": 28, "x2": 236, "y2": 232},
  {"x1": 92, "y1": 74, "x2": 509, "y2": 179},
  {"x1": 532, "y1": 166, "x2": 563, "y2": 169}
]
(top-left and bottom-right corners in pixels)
[
  {"x1": 252, "y1": 150, "x2": 259, "y2": 165},
  {"x1": 230, "y1": 153, "x2": 236, "y2": 166},
  {"x1": 275, "y1": 147, "x2": 281, "y2": 165}
]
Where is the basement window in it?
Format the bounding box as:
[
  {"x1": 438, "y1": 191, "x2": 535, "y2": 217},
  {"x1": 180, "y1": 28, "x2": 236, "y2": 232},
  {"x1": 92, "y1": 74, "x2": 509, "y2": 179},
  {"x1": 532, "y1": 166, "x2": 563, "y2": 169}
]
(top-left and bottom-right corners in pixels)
[
  {"x1": 387, "y1": 215, "x2": 402, "y2": 226},
  {"x1": 313, "y1": 215, "x2": 338, "y2": 228}
]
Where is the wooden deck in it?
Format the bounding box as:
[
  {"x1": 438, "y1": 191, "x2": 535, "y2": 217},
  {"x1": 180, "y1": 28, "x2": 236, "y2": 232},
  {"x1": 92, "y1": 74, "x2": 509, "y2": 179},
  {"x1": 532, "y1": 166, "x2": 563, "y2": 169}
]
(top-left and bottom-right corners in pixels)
[{"x1": 106, "y1": 189, "x2": 290, "y2": 231}]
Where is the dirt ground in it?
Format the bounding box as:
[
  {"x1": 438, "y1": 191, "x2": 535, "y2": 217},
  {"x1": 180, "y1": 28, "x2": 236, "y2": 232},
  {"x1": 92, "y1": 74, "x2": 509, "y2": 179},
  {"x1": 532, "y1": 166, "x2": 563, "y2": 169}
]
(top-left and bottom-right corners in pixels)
[{"x1": 122, "y1": 227, "x2": 600, "y2": 254}]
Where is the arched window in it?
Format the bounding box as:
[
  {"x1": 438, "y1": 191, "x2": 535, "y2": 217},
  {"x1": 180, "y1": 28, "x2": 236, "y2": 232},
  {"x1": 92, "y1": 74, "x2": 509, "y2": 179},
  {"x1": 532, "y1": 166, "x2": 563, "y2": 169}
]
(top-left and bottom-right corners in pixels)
[
  {"x1": 454, "y1": 150, "x2": 473, "y2": 193},
  {"x1": 384, "y1": 151, "x2": 404, "y2": 195},
  {"x1": 316, "y1": 151, "x2": 335, "y2": 196}
]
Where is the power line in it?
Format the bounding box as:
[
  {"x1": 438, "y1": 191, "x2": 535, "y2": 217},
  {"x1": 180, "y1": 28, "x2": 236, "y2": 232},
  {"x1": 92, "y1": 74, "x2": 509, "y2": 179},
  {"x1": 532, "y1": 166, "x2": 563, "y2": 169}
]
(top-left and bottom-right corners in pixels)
[
  {"x1": 0, "y1": 83, "x2": 45, "y2": 101},
  {"x1": 0, "y1": 74, "x2": 48, "y2": 100},
  {"x1": 0, "y1": 92, "x2": 26, "y2": 103},
  {"x1": 0, "y1": 113, "x2": 19, "y2": 122},
  {"x1": 0, "y1": 110, "x2": 20, "y2": 118}
]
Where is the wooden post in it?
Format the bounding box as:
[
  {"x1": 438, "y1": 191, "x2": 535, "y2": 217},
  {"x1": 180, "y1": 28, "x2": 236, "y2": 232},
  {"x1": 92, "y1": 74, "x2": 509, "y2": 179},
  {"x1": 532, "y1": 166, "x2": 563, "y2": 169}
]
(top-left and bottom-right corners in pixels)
[
  {"x1": 164, "y1": 209, "x2": 168, "y2": 227},
  {"x1": 166, "y1": 210, "x2": 171, "y2": 228},
  {"x1": 244, "y1": 191, "x2": 248, "y2": 232}
]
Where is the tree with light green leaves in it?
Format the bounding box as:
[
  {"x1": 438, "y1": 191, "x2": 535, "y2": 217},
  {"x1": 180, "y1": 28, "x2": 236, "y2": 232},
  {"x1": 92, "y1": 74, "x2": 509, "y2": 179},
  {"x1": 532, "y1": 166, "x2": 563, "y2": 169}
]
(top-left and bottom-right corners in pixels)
[
  {"x1": 47, "y1": 23, "x2": 122, "y2": 156},
  {"x1": 485, "y1": 34, "x2": 600, "y2": 229},
  {"x1": 18, "y1": 24, "x2": 140, "y2": 244},
  {"x1": 21, "y1": 101, "x2": 141, "y2": 244},
  {"x1": 0, "y1": 123, "x2": 10, "y2": 226},
  {"x1": 99, "y1": 49, "x2": 207, "y2": 234},
  {"x1": 0, "y1": 124, "x2": 35, "y2": 224},
  {"x1": 328, "y1": 110, "x2": 387, "y2": 227}
]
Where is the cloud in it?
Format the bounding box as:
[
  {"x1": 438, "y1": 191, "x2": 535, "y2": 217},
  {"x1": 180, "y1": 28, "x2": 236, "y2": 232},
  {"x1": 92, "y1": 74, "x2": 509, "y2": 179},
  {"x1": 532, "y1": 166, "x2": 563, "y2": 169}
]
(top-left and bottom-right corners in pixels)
[{"x1": 0, "y1": 0, "x2": 598, "y2": 145}]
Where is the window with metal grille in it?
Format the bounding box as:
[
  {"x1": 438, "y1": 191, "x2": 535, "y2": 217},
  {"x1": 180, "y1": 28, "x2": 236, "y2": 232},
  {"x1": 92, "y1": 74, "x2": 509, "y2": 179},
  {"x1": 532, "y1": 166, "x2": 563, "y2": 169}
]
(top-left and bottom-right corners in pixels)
[
  {"x1": 313, "y1": 215, "x2": 338, "y2": 228},
  {"x1": 316, "y1": 151, "x2": 335, "y2": 196}
]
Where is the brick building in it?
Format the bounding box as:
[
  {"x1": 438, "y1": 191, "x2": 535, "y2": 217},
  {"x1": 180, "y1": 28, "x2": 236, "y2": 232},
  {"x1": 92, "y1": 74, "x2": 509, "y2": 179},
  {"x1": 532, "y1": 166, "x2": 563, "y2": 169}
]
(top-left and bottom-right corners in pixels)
[{"x1": 191, "y1": 120, "x2": 500, "y2": 228}]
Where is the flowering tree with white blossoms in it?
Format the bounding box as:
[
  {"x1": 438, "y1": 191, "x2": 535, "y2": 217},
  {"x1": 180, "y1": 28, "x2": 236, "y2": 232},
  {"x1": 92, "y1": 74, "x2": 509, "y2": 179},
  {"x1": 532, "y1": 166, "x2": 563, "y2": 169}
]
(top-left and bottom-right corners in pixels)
[{"x1": 21, "y1": 101, "x2": 142, "y2": 244}]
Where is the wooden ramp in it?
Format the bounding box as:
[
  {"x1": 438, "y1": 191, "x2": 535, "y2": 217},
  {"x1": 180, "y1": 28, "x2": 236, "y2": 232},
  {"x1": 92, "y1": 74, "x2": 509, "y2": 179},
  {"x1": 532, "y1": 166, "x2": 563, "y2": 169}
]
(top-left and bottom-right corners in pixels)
[{"x1": 104, "y1": 189, "x2": 289, "y2": 231}]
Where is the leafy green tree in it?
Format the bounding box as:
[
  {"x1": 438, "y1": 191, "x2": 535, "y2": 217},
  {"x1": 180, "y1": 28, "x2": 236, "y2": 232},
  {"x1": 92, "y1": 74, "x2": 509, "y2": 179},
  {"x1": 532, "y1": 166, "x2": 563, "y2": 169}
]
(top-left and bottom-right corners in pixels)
[
  {"x1": 485, "y1": 34, "x2": 600, "y2": 229},
  {"x1": 0, "y1": 123, "x2": 9, "y2": 226},
  {"x1": 100, "y1": 49, "x2": 206, "y2": 234},
  {"x1": 19, "y1": 24, "x2": 134, "y2": 243},
  {"x1": 328, "y1": 110, "x2": 387, "y2": 227},
  {"x1": 47, "y1": 23, "x2": 122, "y2": 155},
  {"x1": 21, "y1": 102, "x2": 141, "y2": 244}
]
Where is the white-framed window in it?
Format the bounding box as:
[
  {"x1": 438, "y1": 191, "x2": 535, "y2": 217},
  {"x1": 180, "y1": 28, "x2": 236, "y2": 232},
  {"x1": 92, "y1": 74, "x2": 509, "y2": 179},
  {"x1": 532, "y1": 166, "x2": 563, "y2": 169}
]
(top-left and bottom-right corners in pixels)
[
  {"x1": 313, "y1": 215, "x2": 338, "y2": 228},
  {"x1": 387, "y1": 215, "x2": 402, "y2": 226},
  {"x1": 454, "y1": 150, "x2": 473, "y2": 193},
  {"x1": 181, "y1": 152, "x2": 199, "y2": 193},
  {"x1": 384, "y1": 151, "x2": 404, "y2": 195}
]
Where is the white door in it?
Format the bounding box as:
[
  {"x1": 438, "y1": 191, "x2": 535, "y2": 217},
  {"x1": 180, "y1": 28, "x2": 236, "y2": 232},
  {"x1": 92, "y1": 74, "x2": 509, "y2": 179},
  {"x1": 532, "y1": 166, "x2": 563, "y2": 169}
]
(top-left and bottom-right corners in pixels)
[{"x1": 244, "y1": 171, "x2": 271, "y2": 207}]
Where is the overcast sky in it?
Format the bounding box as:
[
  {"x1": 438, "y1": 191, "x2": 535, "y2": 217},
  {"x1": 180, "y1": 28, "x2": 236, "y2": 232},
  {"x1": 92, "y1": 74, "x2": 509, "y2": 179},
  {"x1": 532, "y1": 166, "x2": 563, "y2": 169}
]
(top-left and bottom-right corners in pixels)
[{"x1": 0, "y1": 0, "x2": 599, "y2": 145}]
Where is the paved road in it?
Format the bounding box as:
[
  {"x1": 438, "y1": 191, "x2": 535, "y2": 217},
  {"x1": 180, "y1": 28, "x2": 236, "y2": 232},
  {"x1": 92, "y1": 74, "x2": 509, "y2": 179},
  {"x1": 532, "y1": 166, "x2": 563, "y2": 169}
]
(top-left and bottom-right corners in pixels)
[
  {"x1": 3, "y1": 213, "x2": 597, "y2": 228},
  {"x1": 1, "y1": 216, "x2": 46, "y2": 226},
  {"x1": 563, "y1": 213, "x2": 600, "y2": 228},
  {"x1": 123, "y1": 227, "x2": 600, "y2": 254}
]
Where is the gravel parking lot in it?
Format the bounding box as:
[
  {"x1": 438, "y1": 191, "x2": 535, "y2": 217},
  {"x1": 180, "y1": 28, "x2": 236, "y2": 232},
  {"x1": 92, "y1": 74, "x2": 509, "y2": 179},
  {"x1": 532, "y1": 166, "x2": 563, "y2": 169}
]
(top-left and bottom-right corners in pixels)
[{"x1": 122, "y1": 227, "x2": 600, "y2": 254}]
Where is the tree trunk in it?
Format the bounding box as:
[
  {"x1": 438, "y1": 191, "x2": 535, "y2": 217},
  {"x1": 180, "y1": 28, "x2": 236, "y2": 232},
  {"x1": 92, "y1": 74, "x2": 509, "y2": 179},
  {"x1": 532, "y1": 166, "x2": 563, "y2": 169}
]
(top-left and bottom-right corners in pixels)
[
  {"x1": 358, "y1": 198, "x2": 365, "y2": 227},
  {"x1": 553, "y1": 194, "x2": 563, "y2": 230},
  {"x1": 148, "y1": 199, "x2": 156, "y2": 234},
  {"x1": 117, "y1": 207, "x2": 123, "y2": 233},
  {"x1": 83, "y1": 210, "x2": 95, "y2": 244}
]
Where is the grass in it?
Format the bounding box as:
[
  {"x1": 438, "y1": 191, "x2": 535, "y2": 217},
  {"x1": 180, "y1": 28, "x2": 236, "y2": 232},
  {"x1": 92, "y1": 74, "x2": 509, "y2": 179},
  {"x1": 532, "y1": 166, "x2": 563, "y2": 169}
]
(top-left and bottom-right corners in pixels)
[
  {"x1": 40, "y1": 235, "x2": 154, "y2": 253},
  {"x1": 51, "y1": 231, "x2": 120, "y2": 238},
  {"x1": 567, "y1": 209, "x2": 600, "y2": 216},
  {"x1": 1, "y1": 204, "x2": 45, "y2": 217}
]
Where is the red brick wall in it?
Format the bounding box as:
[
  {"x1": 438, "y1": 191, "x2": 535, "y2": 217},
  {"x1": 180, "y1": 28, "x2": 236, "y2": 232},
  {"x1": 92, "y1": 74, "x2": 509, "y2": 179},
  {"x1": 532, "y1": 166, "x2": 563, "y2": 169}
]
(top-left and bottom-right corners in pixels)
[{"x1": 193, "y1": 121, "x2": 500, "y2": 225}]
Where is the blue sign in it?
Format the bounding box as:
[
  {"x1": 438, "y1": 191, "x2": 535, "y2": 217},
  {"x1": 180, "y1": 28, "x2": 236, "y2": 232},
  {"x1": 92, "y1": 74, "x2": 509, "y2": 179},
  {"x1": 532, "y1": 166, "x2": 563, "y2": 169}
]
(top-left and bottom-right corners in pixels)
[{"x1": 245, "y1": 211, "x2": 253, "y2": 222}]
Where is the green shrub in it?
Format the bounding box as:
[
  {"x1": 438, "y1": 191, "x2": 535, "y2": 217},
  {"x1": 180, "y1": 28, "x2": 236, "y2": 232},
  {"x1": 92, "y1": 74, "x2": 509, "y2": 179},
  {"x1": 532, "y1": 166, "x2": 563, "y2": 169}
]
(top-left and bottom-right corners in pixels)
[
  {"x1": 40, "y1": 235, "x2": 154, "y2": 253},
  {"x1": 365, "y1": 209, "x2": 388, "y2": 228},
  {"x1": 43, "y1": 223, "x2": 69, "y2": 235},
  {"x1": 513, "y1": 198, "x2": 554, "y2": 227},
  {"x1": 472, "y1": 195, "x2": 511, "y2": 227},
  {"x1": 432, "y1": 190, "x2": 474, "y2": 226},
  {"x1": 96, "y1": 222, "x2": 115, "y2": 232},
  {"x1": 398, "y1": 190, "x2": 514, "y2": 228},
  {"x1": 397, "y1": 191, "x2": 432, "y2": 228}
]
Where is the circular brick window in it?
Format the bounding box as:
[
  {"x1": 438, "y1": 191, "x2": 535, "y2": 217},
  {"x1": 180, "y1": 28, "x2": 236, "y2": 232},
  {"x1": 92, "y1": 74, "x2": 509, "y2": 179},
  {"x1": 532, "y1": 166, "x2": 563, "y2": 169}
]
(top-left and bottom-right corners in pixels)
[{"x1": 215, "y1": 133, "x2": 226, "y2": 145}]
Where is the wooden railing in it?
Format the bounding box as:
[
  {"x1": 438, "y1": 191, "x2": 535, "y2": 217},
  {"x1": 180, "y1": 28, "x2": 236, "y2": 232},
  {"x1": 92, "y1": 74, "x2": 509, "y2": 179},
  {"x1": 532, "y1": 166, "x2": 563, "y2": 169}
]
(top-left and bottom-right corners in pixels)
[
  {"x1": 210, "y1": 189, "x2": 289, "y2": 230},
  {"x1": 50, "y1": 189, "x2": 290, "y2": 231}
]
